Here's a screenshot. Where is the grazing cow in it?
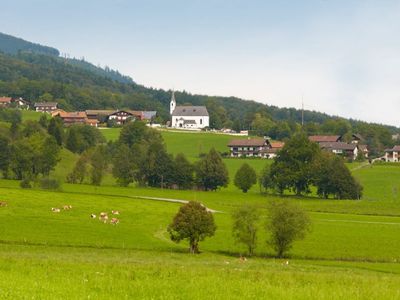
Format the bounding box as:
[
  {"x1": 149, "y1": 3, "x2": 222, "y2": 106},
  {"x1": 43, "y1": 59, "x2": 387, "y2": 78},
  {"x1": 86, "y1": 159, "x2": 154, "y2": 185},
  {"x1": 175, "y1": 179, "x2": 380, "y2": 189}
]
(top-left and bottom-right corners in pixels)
[
  {"x1": 90, "y1": 214, "x2": 96, "y2": 219},
  {"x1": 239, "y1": 256, "x2": 247, "y2": 263},
  {"x1": 0, "y1": 201, "x2": 7, "y2": 207},
  {"x1": 110, "y1": 218, "x2": 119, "y2": 225},
  {"x1": 111, "y1": 210, "x2": 120, "y2": 215},
  {"x1": 99, "y1": 212, "x2": 109, "y2": 224},
  {"x1": 51, "y1": 207, "x2": 61, "y2": 213}
]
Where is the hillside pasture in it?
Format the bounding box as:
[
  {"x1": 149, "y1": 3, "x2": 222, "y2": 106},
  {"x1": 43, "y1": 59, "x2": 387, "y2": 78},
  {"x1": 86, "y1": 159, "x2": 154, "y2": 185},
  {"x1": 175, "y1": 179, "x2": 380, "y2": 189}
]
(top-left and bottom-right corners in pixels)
[{"x1": 1, "y1": 182, "x2": 400, "y2": 298}]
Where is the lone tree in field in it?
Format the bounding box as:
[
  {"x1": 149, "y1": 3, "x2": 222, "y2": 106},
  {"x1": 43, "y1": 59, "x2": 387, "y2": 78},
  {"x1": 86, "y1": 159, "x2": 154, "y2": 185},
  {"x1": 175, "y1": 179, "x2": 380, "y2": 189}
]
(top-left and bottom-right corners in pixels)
[
  {"x1": 195, "y1": 148, "x2": 229, "y2": 191},
  {"x1": 234, "y1": 163, "x2": 257, "y2": 193},
  {"x1": 168, "y1": 201, "x2": 216, "y2": 254},
  {"x1": 232, "y1": 205, "x2": 260, "y2": 256},
  {"x1": 266, "y1": 200, "x2": 311, "y2": 258}
]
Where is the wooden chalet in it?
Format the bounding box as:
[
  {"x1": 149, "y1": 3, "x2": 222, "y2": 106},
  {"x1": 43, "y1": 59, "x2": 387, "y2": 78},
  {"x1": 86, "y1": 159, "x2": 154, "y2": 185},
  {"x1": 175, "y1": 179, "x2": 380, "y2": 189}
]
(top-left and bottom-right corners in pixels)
[
  {"x1": 319, "y1": 142, "x2": 358, "y2": 160},
  {"x1": 0, "y1": 97, "x2": 12, "y2": 107},
  {"x1": 34, "y1": 102, "x2": 58, "y2": 113},
  {"x1": 309, "y1": 135, "x2": 342, "y2": 143},
  {"x1": 384, "y1": 145, "x2": 400, "y2": 162},
  {"x1": 85, "y1": 109, "x2": 145, "y2": 125},
  {"x1": 227, "y1": 138, "x2": 284, "y2": 158},
  {"x1": 0, "y1": 97, "x2": 29, "y2": 109},
  {"x1": 53, "y1": 111, "x2": 98, "y2": 127}
]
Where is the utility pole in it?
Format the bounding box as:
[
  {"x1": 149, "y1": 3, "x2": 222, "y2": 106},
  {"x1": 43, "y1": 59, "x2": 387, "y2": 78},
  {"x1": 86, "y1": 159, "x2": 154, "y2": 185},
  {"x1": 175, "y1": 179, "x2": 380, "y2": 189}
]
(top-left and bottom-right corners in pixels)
[{"x1": 301, "y1": 95, "x2": 304, "y2": 128}]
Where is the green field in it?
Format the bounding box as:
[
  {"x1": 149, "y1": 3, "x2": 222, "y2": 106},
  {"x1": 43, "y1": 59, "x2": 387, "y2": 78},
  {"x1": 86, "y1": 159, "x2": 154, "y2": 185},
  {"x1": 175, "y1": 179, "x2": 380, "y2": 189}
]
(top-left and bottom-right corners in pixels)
[
  {"x1": 1, "y1": 172, "x2": 400, "y2": 298},
  {"x1": 8, "y1": 112, "x2": 400, "y2": 298}
]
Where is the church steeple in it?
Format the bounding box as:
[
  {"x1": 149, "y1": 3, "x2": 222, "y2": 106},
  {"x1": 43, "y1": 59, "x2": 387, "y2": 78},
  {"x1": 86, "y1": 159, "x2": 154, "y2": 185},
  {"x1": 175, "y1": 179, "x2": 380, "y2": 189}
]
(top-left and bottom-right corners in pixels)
[{"x1": 170, "y1": 90, "x2": 176, "y2": 115}]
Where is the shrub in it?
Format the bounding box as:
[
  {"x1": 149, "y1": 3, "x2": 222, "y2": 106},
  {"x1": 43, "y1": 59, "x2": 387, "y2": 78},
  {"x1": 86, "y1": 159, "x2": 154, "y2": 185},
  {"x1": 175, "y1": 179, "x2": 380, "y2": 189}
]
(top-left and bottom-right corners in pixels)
[
  {"x1": 39, "y1": 178, "x2": 61, "y2": 190},
  {"x1": 20, "y1": 178, "x2": 32, "y2": 189}
]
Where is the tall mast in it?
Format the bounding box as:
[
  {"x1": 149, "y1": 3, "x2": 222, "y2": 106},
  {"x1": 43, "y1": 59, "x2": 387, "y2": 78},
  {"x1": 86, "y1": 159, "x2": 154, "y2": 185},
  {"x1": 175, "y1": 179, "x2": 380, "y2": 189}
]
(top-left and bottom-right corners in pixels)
[{"x1": 301, "y1": 95, "x2": 304, "y2": 127}]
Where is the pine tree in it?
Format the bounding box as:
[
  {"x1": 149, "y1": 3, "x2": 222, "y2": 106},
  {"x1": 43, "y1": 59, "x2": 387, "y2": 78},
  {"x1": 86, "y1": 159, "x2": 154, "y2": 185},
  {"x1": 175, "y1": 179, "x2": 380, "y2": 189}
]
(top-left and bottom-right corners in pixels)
[
  {"x1": 173, "y1": 153, "x2": 194, "y2": 189},
  {"x1": 195, "y1": 148, "x2": 229, "y2": 191}
]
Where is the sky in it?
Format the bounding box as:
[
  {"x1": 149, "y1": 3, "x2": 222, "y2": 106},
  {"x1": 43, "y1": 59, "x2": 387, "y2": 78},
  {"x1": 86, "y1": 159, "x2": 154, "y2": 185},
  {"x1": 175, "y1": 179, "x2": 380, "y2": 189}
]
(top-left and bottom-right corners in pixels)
[{"x1": 0, "y1": 0, "x2": 399, "y2": 126}]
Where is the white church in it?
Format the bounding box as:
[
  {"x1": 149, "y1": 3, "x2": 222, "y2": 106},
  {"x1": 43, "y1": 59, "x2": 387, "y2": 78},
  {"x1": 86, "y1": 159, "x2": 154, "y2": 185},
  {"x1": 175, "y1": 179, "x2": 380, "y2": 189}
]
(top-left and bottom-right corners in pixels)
[{"x1": 170, "y1": 91, "x2": 209, "y2": 129}]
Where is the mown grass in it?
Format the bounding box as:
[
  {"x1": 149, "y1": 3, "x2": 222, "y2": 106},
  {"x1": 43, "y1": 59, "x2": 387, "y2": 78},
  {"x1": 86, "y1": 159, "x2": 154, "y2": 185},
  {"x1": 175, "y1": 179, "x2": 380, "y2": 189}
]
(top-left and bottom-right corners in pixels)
[
  {"x1": 1, "y1": 182, "x2": 400, "y2": 298},
  {"x1": 1, "y1": 245, "x2": 400, "y2": 299},
  {"x1": 8, "y1": 114, "x2": 400, "y2": 298},
  {"x1": 21, "y1": 109, "x2": 42, "y2": 121},
  {"x1": 1, "y1": 158, "x2": 400, "y2": 299},
  {"x1": 1, "y1": 182, "x2": 400, "y2": 261}
]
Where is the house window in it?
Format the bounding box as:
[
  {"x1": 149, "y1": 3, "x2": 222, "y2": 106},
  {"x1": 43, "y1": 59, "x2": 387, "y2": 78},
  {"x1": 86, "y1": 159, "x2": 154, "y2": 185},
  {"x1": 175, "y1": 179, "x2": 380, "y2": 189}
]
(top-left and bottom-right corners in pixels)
[{"x1": 200, "y1": 119, "x2": 203, "y2": 125}]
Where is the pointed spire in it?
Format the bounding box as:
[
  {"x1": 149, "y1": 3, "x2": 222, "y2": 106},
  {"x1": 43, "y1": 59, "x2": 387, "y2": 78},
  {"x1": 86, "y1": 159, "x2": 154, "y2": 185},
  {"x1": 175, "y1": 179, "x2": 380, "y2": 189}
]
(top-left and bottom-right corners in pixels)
[{"x1": 170, "y1": 90, "x2": 176, "y2": 115}]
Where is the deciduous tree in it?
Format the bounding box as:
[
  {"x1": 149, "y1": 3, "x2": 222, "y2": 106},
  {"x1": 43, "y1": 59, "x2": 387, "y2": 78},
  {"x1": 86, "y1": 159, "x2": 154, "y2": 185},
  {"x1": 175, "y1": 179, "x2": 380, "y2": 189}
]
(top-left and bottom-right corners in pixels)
[
  {"x1": 266, "y1": 200, "x2": 311, "y2": 258},
  {"x1": 234, "y1": 163, "x2": 257, "y2": 193},
  {"x1": 232, "y1": 205, "x2": 260, "y2": 256},
  {"x1": 168, "y1": 201, "x2": 216, "y2": 254}
]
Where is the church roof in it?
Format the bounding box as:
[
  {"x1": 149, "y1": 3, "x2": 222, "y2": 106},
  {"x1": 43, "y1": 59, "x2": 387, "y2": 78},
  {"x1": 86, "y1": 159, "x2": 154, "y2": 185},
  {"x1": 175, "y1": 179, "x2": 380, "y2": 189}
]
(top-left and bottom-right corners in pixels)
[{"x1": 172, "y1": 106, "x2": 209, "y2": 117}]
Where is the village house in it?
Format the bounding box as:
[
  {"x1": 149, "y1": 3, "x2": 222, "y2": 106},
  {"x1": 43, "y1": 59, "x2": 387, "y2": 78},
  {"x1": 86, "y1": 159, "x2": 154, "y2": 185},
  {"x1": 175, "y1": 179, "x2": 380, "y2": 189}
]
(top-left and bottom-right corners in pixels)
[
  {"x1": 34, "y1": 102, "x2": 58, "y2": 113},
  {"x1": 0, "y1": 97, "x2": 12, "y2": 107},
  {"x1": 53, "y1": 111, "x2": 98, "y2": 127},
  {"x1": 309, "y1": 134, "x2": 368, "y2": 160},
  {"x1": 309, "y1": 135, "x2": 342, "y2": 143},
  {"x1": 384, "y1": 146, "x2": 400, "y2": 162},
  {"x1": 170, "y1": 91, "x2": 209, "y2": 129},
  {"x1": 227, "y1": 138, "x2": 284, "y2": 158},
  {"x1": 319, "y1": 142, "x2": 359, "y2": 160},
  {"x1": 0, "y1": 97, "x2": 30, "y2": 109},
  {"x1": 262, "y1": 142, "x2": 285, "y2": 159},
  {"x1": 85, "y1": 109, "x2": 154, "y2": 125},
  {"x1": 107, "y1": 110, "x2": 139, "y2": 125}
]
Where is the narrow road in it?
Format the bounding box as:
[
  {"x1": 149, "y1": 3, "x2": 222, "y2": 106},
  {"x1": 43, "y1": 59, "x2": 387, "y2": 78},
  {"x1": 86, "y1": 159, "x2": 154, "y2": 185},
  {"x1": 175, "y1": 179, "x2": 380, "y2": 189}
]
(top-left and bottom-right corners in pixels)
[{"x1": 131, "y1": 195, "x2": 221, "y2": 213}]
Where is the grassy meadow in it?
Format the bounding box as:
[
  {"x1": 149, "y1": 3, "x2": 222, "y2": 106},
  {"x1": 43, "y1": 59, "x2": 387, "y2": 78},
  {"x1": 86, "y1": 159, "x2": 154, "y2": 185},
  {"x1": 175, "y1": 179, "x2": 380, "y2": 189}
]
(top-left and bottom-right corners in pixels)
[
  {"x1": 5, "y1": 110, "x2": 399, "y2": 298},
  {"x1": 1, "y1": 172, "x2": 400, "y2": 299}
]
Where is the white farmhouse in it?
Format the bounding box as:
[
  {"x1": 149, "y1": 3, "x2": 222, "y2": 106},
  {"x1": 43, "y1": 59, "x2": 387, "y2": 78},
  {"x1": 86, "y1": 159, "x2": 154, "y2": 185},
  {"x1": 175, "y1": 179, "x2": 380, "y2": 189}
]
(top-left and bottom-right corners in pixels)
[{"x1": 170, "y1": 91, "x2": 209, "y2": 129}]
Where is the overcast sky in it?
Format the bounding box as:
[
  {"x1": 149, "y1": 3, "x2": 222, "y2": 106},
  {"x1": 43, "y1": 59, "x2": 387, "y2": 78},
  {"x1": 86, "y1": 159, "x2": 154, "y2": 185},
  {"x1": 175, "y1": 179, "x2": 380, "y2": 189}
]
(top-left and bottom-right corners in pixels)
[{"x1": 1, "y1": 0, "x2": 399, "y2": 126}]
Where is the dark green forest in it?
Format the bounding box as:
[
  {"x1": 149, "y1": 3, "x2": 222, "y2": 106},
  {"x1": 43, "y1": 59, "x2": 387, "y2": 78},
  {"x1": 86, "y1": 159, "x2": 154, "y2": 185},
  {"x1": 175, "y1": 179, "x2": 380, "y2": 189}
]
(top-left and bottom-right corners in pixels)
[
  {"x1": 0, "y1": 32, "x2": 398, "y2": 156},
  {"x1": 0, "y1": 32, "x2": 59, "y2": 56}
]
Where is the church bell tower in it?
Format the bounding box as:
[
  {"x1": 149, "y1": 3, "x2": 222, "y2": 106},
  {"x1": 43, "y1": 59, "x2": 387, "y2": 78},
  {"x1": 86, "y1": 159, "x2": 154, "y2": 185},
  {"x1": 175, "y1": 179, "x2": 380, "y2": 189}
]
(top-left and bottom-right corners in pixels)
[{"x1": 170, "y1": 90, "x2": 176, "y2": 115}]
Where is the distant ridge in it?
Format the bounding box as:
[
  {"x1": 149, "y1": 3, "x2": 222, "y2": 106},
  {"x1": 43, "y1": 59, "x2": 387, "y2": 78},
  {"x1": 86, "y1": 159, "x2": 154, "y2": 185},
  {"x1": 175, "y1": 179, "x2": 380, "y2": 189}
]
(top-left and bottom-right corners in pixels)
[{"x1": 0, "y1": 32, "x2": 59, "y2": 56}]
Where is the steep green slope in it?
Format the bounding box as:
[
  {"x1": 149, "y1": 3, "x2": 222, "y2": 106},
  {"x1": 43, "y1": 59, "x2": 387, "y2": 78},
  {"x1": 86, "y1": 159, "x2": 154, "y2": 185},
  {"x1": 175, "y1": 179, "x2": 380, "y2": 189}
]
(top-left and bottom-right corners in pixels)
[{"x1": 0, "y1": 32, "x2": 59, "y2": 56}]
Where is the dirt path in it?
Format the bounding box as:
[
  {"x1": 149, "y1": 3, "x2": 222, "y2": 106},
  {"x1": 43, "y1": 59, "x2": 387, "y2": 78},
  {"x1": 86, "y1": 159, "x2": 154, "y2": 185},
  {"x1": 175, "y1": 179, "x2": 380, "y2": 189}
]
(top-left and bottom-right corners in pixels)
[
  {"x1": 131, "y1": 195, "x2": 222, "y2": 213},
  {"x1": 351, "y1": 157, "x2": 383, "y2": 171}
]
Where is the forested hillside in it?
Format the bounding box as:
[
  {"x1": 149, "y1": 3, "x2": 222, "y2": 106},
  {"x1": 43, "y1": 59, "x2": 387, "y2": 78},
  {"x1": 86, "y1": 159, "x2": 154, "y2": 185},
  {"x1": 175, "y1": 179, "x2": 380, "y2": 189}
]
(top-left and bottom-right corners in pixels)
[
  {"x1": 0, "y1": 33, "x2": 398, "y2": 155},
  {"x1": 0, "y1": 32, "x2": 59, "y2": 56}
]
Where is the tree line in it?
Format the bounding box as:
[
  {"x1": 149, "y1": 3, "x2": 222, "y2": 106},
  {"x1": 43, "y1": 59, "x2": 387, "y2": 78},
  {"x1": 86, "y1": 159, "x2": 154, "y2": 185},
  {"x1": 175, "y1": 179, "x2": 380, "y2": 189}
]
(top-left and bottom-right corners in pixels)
[
  {"x1": 236, "y1": 133, "x2": 363, "y2": 200},
  {"x1": 67, "y1": 121, "x2": 230, "y2": 190},
  {"x1": 0, "y1": 108, "x2": 363, "y2": 200}
]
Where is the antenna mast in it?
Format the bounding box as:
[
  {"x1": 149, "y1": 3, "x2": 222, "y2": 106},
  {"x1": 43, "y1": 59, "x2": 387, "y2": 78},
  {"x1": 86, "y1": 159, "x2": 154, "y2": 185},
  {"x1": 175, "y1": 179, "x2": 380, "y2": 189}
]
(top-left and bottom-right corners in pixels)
[{"x1": 301, "y1": 95, "x2": 304, "y2": 127}]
